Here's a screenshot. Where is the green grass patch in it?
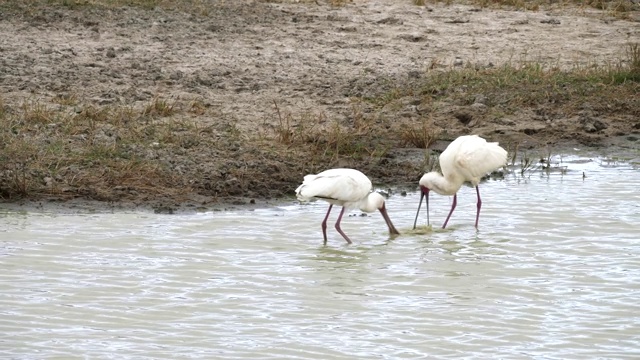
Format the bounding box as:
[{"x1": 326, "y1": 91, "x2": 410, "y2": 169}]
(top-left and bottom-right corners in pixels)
[{"x1": 365, "y1": 43, "x2": 639, "y2": 118}]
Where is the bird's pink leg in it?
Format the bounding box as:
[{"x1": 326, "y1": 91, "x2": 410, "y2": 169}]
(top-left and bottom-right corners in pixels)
[
  {"x1": 321, "y1": 204, "x2": 333, "y2": 245},
  {"x1": 442, "y1": 194, "x2": 457, "y2": 229},
  {"x1": 475, "y1": 186, "x2": 482, "y2": 229},
  {"x1": 334, "y1": 206, "x2": 353, "y2": 244}
]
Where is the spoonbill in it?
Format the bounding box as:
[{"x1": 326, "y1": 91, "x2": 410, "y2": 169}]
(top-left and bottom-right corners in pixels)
[
  {"x1": 296, "y1": 168, "x2": 400, "y2": 244},
  {"x1": 413, "y1": 135, "x2": 508, "y2": 230}
]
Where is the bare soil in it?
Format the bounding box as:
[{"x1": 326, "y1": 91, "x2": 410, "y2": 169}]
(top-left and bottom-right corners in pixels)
[{"x1": 0, "y1": 0, "x2": 639, "y2": 212}]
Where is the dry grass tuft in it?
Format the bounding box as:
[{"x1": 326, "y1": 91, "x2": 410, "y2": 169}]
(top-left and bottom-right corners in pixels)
[
  {"x1": 267, "y1": 100, "x2": 391, "y2": 163},
  {"x1": 143, "y1": 97, "x2": 177, "y2": 117},
  {"x1": 52, "y1": 93, "x2": 78, "y2": 106},
  {"x1": 0, "y1": 96, "x2": 198, "y2": 200},
  {"x1": 21, "y1": 101, "x2": 58, "y2": 125},
  {"x1": 627, "y1": 43, "x2": 640, "y2": 75},
  {"x1": 400, "y1": 117, "x2": 441, "y2": 149}
]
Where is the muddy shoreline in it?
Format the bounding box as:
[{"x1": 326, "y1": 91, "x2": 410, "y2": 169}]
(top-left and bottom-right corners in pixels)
[{"x1": 0, "y1": 0, "x2": 638, "y2": 213}]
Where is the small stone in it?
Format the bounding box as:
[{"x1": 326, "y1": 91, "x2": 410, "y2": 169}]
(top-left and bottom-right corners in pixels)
[
  {"x1": 154, "y1": 206, "x2": 175, "y2": 214},
  {"x1": 445, "y1": 18, "x2": 470, "y2": 24},
  {"x1": 407, "y1": 70, "x2": 422, "y2": 79},
  {"x1": 582, "y1": 119, "x2": 607, "y2": 133},
  {"x1": 470, "y1": 103, "x2": 487, "y2": 111},
  {"x1": 398, "y1": 33, "x2": 425, "y2": 42},
  {"x1": 580, "y1": 114, "x2": 607, "y2": 133},
  {"x1": 474, "y1": 94, "x2": 488, "y2": 105},
  {"x1": 540, "y1": 18, "x2": 561, "y2": 25},
  {"x1": 376, "y1": 17, "x2": 403, "y2": 25}
]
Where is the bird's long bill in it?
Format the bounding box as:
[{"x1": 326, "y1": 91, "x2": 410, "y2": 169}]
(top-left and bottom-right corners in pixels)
[
  {"x1": 379, "y1": 205, "x2": 400, "y2": 236},
  {"x1": 426, "y1": 190, "x2": 430, "y2": 227},
  {"x1": 413, "y1": 188, "x2": 430, "y2": 229}
]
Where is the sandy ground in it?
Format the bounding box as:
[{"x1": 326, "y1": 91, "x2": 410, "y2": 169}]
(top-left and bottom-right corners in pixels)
[{"x1": 0, "y1": 0, "x2": 639, "y2": 211}]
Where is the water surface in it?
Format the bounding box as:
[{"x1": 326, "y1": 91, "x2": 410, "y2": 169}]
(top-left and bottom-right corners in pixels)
[{"x1": 1, "y1": 156, "x2": 639, "y2": 359}]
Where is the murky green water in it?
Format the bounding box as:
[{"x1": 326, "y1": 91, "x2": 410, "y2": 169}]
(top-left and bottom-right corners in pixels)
[{"x1": 1, "y1": 156, "x2": 639, "y2": 359}]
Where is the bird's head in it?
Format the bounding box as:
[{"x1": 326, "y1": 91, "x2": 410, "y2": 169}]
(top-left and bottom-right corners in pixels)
[
  {"x1": 418, "y1": 172, "x2": 439, "y2": 193},
  {"x1": 363, "y1": 192, "x2": 400, "y2": 236},
  {"x1": 418, "y1": 171, "x2": 453, "y2": 196},
  {"x1": 366, "y1": 192, "x2": 387, "y2": 211}
]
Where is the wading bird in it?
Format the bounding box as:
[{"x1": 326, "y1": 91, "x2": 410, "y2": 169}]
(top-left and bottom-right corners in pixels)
[
  {"x1": 296, "y1": 168, "x2": 400, "y2": 244},
  {"x1": 413, "y1": 135, "x2": 507, "y2": 230}
]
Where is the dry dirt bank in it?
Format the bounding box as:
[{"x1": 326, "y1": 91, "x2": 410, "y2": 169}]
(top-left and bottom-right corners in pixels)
[{"x1": 0, "y1": 0, "x2": 638, "y2": 212}]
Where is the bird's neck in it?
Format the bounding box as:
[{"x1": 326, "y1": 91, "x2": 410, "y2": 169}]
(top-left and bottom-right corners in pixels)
[
  {"x1": 357, "y1": 194, "x2": 378, "y2": 213},
  {"x1": 425, "y1": 172, "x2": 464, "y2": 196}
]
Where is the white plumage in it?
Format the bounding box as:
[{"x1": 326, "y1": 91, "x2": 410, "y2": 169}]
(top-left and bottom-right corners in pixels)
[
  {"x1": 296, "y1": 168, "x2": 399, "y2": 244},
  {"x1": 296, "y1": 169, "x2": 371, "y2": 208},
  {"x1": 414, "y1": 135, "x2": 508, "y2": 229}
]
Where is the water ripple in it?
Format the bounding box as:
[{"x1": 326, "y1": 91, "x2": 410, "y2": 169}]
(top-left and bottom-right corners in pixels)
[{"x1": 1, "y1": 156, "x2": 640, "y2": 359}]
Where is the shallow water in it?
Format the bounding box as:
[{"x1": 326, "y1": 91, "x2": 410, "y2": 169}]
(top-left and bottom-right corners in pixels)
[{"x1": 1, "y1": 156, "x2": 639, "y2": 359}]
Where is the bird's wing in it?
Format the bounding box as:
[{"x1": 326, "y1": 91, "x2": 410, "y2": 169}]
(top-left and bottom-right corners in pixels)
[
  {"x1": 296, "y1": 169, "x2": 372, "y2": 203},
  {"x1": 454, "y1": 138, "x2": 508, "y2": 181}
]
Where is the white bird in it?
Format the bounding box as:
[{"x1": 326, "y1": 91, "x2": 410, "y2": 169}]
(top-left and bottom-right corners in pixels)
[
  {"x1": 296, "y1": 168, "x2": 400, "y2": 244},
  {"x1": 413, "y1": 135, "x2": 508, "y2": 230}
]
